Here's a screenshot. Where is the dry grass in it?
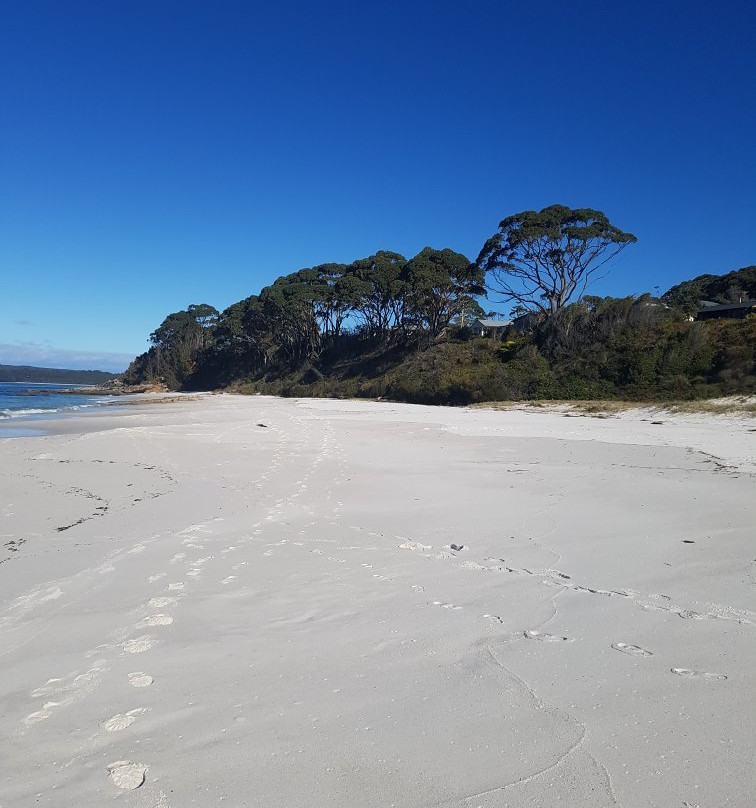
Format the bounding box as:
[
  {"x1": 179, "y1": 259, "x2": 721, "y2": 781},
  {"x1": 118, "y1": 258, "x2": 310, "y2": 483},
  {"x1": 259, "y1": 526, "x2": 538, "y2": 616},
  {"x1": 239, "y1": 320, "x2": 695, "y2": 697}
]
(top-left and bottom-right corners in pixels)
[
  {"x1": 470, "y1": 399, "x2": 642, "y2": 416},
  {"x1": 664, "y1": 399, "x2": 756, "y2": 416},
  {"x1": 471, "y1": 398, "x2": 756, "y2": 417}
]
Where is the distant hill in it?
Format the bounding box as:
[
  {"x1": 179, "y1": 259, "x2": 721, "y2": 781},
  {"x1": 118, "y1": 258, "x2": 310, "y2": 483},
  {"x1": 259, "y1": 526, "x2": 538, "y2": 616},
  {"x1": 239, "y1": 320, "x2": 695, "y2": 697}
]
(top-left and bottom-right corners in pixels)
[
  {"x1": 661, "y1": 265, "x2": 756, "y2": 315},
  {"x1": 0, "y1": 364, "x2": 118, "y2": 384}
]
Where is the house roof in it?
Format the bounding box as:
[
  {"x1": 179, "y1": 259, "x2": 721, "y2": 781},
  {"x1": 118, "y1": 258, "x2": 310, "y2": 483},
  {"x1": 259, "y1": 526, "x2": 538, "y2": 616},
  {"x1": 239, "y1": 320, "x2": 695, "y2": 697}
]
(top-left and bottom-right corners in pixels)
[
  {"x1": 474, "y1": 318, "x2": 512, "y2": 327},
  {"x1": 696, "y1": 300, "x2": 756, "y2": 313}
]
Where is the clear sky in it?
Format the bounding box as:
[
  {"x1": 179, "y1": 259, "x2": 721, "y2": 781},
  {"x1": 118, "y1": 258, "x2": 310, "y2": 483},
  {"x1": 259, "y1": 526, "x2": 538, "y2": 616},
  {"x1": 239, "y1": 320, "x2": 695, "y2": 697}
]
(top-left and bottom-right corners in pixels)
[{"x1": 1, "y1": 1, "x2": 754, "y2": 371}]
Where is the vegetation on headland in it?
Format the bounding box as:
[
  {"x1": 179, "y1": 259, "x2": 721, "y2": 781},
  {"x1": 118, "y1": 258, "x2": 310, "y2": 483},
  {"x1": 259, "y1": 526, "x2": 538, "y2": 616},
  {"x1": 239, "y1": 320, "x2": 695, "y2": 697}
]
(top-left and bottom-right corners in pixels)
[
  {"x1": 121, "y1": 205, "x2": 755, "y2": 405},
  {"x1": 0, "y1": 364, "x2": 117, "y2": 385}
]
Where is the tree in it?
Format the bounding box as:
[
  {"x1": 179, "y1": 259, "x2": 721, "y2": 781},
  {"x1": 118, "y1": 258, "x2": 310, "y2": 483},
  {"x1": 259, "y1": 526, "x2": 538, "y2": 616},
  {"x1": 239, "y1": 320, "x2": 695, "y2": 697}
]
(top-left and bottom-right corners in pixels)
[
  {"x1": 347, "y1": 251, "x2": 407, "y2": 337},
  {"x1": 259, "y1": 278, "x2": 321, "y2": 366},
  {"x1": 279, "y1": 264, "x2": 358, "y2": 338},
  {"x1": 188, "y1": 303, "x2": 219, "y2": 348},
  {"x1": 661, "y1": 265, "x2": 756, "y2": 315},
  {"x1": 188, "y1": 303, "x2": 219, "y2": 327},
  {"x1": 402, "y1": 247, "x2": 484, "y2": 337},
  {"x1": 476, "y1": 205, "x2": 637, "y2": 318},
  {"x1": 450, "y1": 295, "x2": 485, "y2": 327}
]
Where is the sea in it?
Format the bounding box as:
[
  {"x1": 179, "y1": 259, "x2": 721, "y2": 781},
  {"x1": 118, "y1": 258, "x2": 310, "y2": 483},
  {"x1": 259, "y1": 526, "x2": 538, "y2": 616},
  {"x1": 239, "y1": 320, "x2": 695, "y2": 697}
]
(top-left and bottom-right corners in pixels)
[{"x1": 0, "y1": 382, "x2": 114, "y2": 435}]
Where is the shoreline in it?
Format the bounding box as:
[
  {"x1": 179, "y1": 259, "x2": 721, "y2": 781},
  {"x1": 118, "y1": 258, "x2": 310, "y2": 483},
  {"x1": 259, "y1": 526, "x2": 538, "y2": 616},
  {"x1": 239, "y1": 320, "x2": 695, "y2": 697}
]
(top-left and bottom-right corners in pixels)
[{"x1": 0, "y1": 391, "x2": 206, "y2": 437}]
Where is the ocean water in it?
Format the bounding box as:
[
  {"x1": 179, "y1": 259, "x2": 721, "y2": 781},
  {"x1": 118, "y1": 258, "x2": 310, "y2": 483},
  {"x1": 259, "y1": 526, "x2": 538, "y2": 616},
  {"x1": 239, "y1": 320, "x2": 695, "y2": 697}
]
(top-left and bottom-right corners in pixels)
[{"x1": 0, "y1": 382, "x2": 112, "y2": 423}]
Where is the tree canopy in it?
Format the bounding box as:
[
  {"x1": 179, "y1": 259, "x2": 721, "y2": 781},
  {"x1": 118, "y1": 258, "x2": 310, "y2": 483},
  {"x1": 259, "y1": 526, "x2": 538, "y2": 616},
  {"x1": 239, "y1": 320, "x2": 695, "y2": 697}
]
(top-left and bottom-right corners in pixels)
[
  {"x1": 120, "y1": 203, "x2": 754, "y2": 405},
  {"x1": 476, "y1": 205, "x2": 637, "y2": 317},
  {"x1": 402, "y1": 247, "x2": 484, "y2": 337},
  {"x1": 661, "y1": 265, "x2": 756, "y2": 315}
]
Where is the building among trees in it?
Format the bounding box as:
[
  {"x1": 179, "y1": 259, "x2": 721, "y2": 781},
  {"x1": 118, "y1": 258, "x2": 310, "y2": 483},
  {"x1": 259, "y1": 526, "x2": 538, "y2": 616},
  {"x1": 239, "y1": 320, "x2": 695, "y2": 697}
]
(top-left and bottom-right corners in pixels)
[
  {"x1": 471, "y1": 317, "x2": 511, "y2": 337},
  {"x1": 696, "y1": 300, "x2": 756, "y2": 320}
]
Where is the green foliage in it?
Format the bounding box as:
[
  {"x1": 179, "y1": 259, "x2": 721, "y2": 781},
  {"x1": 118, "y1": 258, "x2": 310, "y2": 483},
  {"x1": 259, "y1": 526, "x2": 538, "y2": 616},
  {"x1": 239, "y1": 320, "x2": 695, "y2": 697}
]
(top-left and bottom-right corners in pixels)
[
  {"x1": 123, "y1": 302, "x2": 218, "y2": 388},
  {"x1": 401, "y1": 247, "x2": 483, "y2": 338},
  {"x1": 661, "y1": 265, "x2": 756, "y2": 315},
  {"x1": 536, "y1": 296, "x2": 752, "y2": 400},
  {"x1": 379, "y1": 341, "x2": 554, "y2": 404},
  {"x1": 348, "y1": 250, "x2": 407, "y2": 337},
  {"x1": 119, "y1": 210, "x2": 752, "y2": 405},
  {"x1": 476, "y1": 204, "x2": 637, "y2": 316}
]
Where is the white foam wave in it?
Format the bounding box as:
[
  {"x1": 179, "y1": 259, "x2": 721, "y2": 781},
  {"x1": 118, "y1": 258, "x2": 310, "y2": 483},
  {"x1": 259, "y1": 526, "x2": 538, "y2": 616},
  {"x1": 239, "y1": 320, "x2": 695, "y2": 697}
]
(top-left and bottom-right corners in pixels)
[{"x1": 0, "y1": 408, "x2": 57, "y2": 419}]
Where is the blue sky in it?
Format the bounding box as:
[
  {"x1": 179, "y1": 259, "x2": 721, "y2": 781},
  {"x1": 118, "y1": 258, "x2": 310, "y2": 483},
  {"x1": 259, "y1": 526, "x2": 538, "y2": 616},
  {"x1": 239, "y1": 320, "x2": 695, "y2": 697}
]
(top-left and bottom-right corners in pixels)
[{"x1": 1, "y1": 1, "x2": 754, "y2": 371}]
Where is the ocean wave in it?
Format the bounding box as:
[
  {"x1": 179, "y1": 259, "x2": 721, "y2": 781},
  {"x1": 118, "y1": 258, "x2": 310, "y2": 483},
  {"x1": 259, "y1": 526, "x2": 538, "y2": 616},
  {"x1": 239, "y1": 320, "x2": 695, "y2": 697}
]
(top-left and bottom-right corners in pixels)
[
  {"x1": 0, "y1": 402, "x2": 102, "y2": 419},
  {"x1": 0, "y1": 408, "x2": 57, "y2": 419}
]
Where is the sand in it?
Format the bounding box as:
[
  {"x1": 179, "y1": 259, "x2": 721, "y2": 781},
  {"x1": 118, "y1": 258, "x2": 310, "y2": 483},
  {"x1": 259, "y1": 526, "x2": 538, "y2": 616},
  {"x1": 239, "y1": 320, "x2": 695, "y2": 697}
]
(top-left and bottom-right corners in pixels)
[{"x1": 0, "y1": 394, "x2": 753, "y2": 807}]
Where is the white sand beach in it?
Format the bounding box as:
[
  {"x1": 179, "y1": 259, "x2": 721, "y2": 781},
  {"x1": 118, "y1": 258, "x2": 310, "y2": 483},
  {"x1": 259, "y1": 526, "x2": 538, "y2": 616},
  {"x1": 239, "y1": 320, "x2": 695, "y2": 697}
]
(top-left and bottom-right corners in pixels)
[{"x1": 1, "y1": 395, "x2": 754, "y2": 807}]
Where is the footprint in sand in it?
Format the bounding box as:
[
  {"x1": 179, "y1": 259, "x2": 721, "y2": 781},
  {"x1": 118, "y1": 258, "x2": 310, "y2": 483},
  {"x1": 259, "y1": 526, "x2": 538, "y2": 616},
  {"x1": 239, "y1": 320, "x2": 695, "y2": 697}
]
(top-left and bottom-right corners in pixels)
[
  {"x1": 612, "y1": 642, "x2": 653, "y2": 657},
  {"x1": 30, "y1": 660, "x2": 107, "y2": 698},
  {"x1": 108, "y1": 760, "x2": 147, "y2": 789},
  {"x1": 523, "y1": 630, "x2": 573, "y2": 642},
  {"x1": 640, "y1": 602, "x2": 706, "y2": 620},
  {"x1": 128, "y1": 672, "x2": 153, "y2": 688},
  {"x1": 399, "y1": 540, "x2": 432, "y2": 552},
  {"x1": 102, "y1": 707, "x2": 149, "y2": 732},
  {"x1": 142, "y1": 613, "x2": 174, "y2": 626},
  {"x1": 25, "y1": 661, "x2": 108, "y2": 724},
  {"x1": 24, "y1": 699, "x2": 73, "y2": 725},
  {"x1": 123, "y1": 635, "x2": 155, "y2": 654},
  {"x1": 671, "y1": 667, "x2": 727, "y2": 681},
  {"x1": 148, "y1": 596, "x2": 177, "y2": 608}
]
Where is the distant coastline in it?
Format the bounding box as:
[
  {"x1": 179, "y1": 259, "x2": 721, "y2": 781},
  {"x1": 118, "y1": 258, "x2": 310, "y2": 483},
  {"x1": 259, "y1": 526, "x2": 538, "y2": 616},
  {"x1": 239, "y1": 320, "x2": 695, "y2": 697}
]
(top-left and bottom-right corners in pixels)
[{"x1": 0, "y1": 363, "x2": 117, "y2": 385}]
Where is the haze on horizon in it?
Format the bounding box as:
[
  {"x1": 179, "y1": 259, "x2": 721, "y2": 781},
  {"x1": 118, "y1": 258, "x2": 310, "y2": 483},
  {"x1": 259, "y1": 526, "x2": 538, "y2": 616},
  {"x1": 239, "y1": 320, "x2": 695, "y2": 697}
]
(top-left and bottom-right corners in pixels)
[{"x1": 1, "y1": 1, "x2": 754, "y2": 373}]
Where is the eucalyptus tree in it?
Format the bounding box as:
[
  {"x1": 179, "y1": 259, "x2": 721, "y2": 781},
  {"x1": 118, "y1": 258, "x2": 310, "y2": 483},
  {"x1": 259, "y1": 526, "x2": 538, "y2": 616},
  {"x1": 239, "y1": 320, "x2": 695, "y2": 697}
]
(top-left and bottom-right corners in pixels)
[
  {"x1": 402, "y1": 247, "x2": 484, "y2": 337},
  {"x1": 272, "y1": 264, "x2": 357, "y2": 339},
  {"x1": 199, "y1": 296, "x2": 268, "y2": 381},
  {"x1": 347, "y1": 251, "x2": 407, "y2": 337},
  {"x1": 259, "y1": 277, "x2": 321, "y2": 366},
  {"x1": 311, "y1": 263, "x2": 361, "y2": 338},
  {"x1": 146, "y1": 304, "x2": 221, "y2": 386},
  {"x1": 476, "y1": 205, "x2": 636, "y2": 318},
  {"x1": 187, "y1": 303, "x2": 220, "y2": 347},
  {"x1": 450, "y1": 295, "x2": 485, "y2": 327}
]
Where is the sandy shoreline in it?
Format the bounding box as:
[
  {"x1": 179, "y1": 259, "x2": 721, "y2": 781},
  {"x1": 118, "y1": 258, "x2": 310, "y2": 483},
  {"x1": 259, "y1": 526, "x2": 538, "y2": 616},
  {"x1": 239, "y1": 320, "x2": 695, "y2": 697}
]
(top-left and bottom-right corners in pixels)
[{"x1": 1, "y1": 394, "x2": 754, "y2": 807}]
